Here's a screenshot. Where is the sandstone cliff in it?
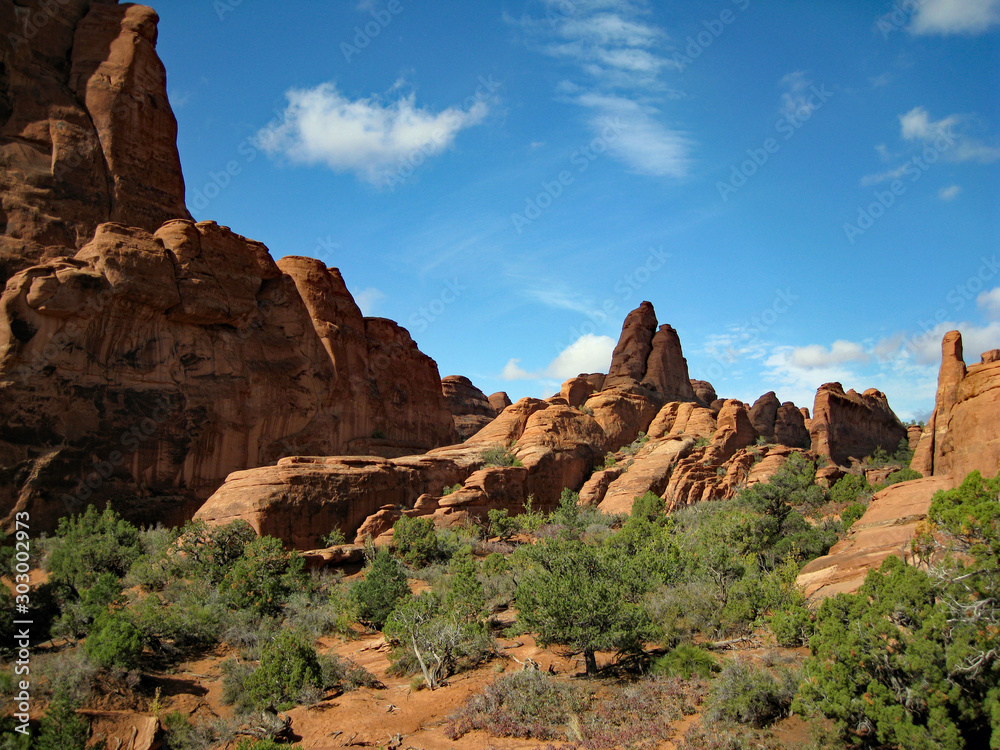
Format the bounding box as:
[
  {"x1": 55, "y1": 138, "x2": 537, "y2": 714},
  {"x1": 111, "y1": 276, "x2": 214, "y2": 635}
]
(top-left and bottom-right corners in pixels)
[
  {"x1": 912, "y1": 330, "x2": 1000, "y2": 479},
  {"x1": 0, "y1": 4, "x2": 454, "y2": 532}
]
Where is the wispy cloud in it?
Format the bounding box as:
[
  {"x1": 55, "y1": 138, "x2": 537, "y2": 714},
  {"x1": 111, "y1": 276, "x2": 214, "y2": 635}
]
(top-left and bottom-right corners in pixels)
[
  {"x1": 909, "y1": 0, "x2": 1000, "y2": 35},
  {"x1": 900, "y1": 106, "x2": 1000, "y2": 163},
  {"x1": 978, "y1": 287, "x2": 1000, "y2": 321},
  {"x1": 779, "y1": 71, "x2": 820, "y2": 120},
  {"x1": 258, "y1": 83, "x2": 488, "y2": 184},
  {"x1": 862, "y1": 106, "x2": 1000, "y2": 184},
  {"x1": 353, "y1": 287, "x2": 386, "y2": 315},
  {"x1": 515, "y1": 0, "x2": 693, "y2": 179},
  {"x1": 938, "y1": 184, "x2": 962, "y2": 201}
]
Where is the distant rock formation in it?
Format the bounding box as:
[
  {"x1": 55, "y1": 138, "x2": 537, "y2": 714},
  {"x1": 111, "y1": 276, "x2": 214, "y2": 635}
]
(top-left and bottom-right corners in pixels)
[
  {"x1": 442, "y1": 375, "x2": 497, "y2": 441},
  {"x1": 749, "y1": 392, "x2": 810, "y2": 448},
  {"x1": 0, "y1": 5, "x2": 454, "y2": 532},
  {"x1": 912, "y1": 331, "x2": 1000, "y2": 479},
  {"x1": 604, "y1": 301, "x2": 697, "y2": 403},
  {"x1": 809, "y1": 383, "x2": 907, "y2": 466}
]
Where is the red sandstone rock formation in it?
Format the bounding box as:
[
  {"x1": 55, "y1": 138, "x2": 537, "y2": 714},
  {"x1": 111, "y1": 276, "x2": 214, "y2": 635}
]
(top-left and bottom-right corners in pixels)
[
  {"x1": 488, "y1": 391, "x2": 512, "y2": 414},
  {"x1": 0, "y1": 5, "x2": 456, "y2": 532},
  {"x1": 749, "y1": 392, "x2": 780, "y2": 442},
  {"x1": 912, "y1": 330, "x2": 1000, "y2": 479},
  {"x1": 0, "y1": 2, "x2": 190, "y2": 280},
  {"x1": 690, "y1": 379, "x2": 717, "y2": 405},
  {"x1": 775, "y1": 402, "x2": 810, "y2": 448},
  {"x1": 809, "y1": 383, "x2": 907, "y2": 466},
  {"x1": 605, "y1": 302, "x2": 657, "y2": 386},
  {"x1": 797, "y1": 476, "x2": 954, "y2": 599},
  {"x1": 441, "y1": 375, "x2": 497, "y2": 441}
]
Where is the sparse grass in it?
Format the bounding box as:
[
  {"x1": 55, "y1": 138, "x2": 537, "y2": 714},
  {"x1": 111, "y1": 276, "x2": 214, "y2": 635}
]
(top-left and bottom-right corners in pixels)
[{"x1": 481, "y1": 442, "x2": 523, "y2": 468}]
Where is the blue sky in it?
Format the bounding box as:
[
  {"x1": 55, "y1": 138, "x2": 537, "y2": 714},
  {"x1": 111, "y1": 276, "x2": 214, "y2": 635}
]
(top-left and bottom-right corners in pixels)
[{"x1": 156, "y1": 0, "x2": 999, "y2": 421}]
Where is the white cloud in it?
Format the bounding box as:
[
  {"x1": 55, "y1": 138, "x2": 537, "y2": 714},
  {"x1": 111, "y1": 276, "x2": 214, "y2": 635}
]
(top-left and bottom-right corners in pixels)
[
  {"x1": 939, "y1": 184, "x2": 962, "y2": 201},
  {"x1": 500, "y1": 334, "x2": 616, "y2": 383},
  {"x1": 978, "y1": 287, "x2": 1000, "y2": 320},
  {"x1": 353, "y1": 287, "x2": 385, "y2": 316},
  {"x1": 546, "y1": 334, "x2": 616, "y2": 379},
  {"x1": 875, "y1": 321, "x2": 1000, "y2": 366},
  {"x1": 501, "y1": 358, "x2": 536, "y2": 381},
  {"x1": 576, "y1": 94, "x2": 692, "y2": 178},
  {"x1": 910, "y1": 0, "x2": 1000, "y2": 35},
  {"x1": 861, "y1": 163, "x2": 910, "y2": 186},
  {"x1": 258, "y1": 83, "x2": 488, "y2": 184},
  {"x1": 900, "y1": 106, "x2": 960, "y2": 142},
  {"x1": 787, "y1": 340, "x2": 870, "y2": 369}
]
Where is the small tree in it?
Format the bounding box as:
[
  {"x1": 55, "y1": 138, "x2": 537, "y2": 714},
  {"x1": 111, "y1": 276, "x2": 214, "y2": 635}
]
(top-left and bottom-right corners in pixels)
[
  {"x1": 384, "y1": 593, "x2": 493, "y2": 689},
  {"x1": 392, "y1": 515, "x2": 440, "y2": 567},
  {"x1": 244, "y1": 629, "x2": 322, "y2": 710},
  {"x1": 514, "y1": 538, "x2": 652, "y2": 675},
  {"x1": 349, "y1": 546, "x2": 410, "y2": 630},
  {"x1": 48, "y1": 506, "x2": 142, "y2": 589},
  {"x1": 84, "y1": 610, "x2": 144, "y2": 670},
  {"x1": 219, "y1": 536, "x2": 304, "y2": 617},
  {"x1": 35, "y1": 688, "x2": 89, "y2": 750}
]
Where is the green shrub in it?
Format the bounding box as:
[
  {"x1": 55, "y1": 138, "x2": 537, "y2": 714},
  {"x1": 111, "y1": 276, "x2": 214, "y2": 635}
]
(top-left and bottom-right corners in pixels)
[
  {"x1": 486, "y1": 508, "x2": 516, "y2": 540},
  {"x1": 177, "y1": 519, "x2": 258, "y2": 584},
  {"x1": 161, "y1": 711, "x2": 217, "y2": 750},
  {"x1": 705, "y1": 660, "x2": 797, "y2": 727},
  {"x1": 828, "y1": 473, "x2": 873, "y2": 507},
  {"x1": 480, "y1": 442, "x2": 523, "y2": 467},
  {"x1": 220, "y1": 658, "x2": 256, "y2": 711},
  {"x1": 84, "y1": 611, "x2": 144, "y2": 671},
  {"x1": 219, "y1": 536, "x2": 305, "y2": 617},
  {"x1": 441, "y1": 483, "x2": 463, "y2": 496},
  {"x1": 445, "y1": 670, "x2": 583, "y2": 740},
  {"x1": 392, "y1": 515, "x2": 440, "y2": 567},
  {"x1": 652, "y1": 643, "x2": 718, "y2": 678},
  {"x1": 52, "y1": 571, "x2": 124, "y2": 639},
  {"x1": 885, "y1": 467, "x2": 922, "y2": 485},
  {"x1": 318, "y1": 653, "x2": 383, "y2": 691},
  {"x1": 320, "y1": 527, "x2": 346, "y2": 547},
  {"x1": 349, "y1": 546, "x2": 410, "y2": 630},
  {"x1": 244, "y1": 630, "x2": 322, "y2": 710},
  {"x1": 47, "y1": 506, "x2": 142, "y2": 589},
  {"x1": 840, "y1": 501, "x2": 866, "y2": 530},
  {"x1": 795, "y1": 470, "x2": 1000, "y2": 749}
]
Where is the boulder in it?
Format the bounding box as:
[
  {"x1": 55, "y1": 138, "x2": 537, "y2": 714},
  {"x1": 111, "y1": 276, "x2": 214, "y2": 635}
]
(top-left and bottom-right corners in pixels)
[
  {"x1": 690, "y1": 379, "x2": 717, "y2": 406},
  {"x1": 560, "y1": 376, "x2": 597, "y2": 408}
]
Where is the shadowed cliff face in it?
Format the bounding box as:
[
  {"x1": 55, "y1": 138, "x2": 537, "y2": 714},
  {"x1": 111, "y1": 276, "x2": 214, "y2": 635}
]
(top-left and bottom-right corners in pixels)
[{"x1": 0, "y1": 3, "x2": 454, "y2": 532}]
